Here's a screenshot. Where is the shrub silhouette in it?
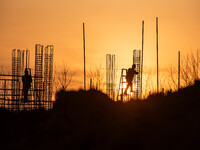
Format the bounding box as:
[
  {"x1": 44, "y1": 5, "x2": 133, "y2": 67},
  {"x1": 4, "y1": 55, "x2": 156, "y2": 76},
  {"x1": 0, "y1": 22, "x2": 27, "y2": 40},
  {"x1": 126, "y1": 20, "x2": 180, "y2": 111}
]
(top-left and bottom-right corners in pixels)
[{"x1": 1, "y1": 81, "x2": 200, "y2": 149}]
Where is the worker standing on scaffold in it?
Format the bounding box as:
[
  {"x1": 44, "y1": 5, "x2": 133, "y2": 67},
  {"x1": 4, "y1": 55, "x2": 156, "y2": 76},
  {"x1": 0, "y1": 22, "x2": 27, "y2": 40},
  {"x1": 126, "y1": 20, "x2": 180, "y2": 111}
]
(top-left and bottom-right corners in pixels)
[
  {"x1": 124, "y1": 64, "x2": 138, "y2": 94},
  {"x1": 22, "y1": 68, "x2": 32, "y2": 102}
]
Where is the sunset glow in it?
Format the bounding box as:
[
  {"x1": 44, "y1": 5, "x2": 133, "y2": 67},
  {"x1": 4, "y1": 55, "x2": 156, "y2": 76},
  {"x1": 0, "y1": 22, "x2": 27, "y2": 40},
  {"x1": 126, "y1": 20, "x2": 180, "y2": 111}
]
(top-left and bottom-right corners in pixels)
[
  {"x1": 1, "y1": 1, "x2": 200, "y2": 149},
  {"x1": 0, "y1": 0, "x2": 200, "y2": 91}
]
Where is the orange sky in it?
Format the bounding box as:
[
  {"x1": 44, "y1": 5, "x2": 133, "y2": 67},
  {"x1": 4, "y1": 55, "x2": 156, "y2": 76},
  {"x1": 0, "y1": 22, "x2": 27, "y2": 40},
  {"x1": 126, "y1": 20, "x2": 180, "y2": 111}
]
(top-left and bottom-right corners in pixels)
[{"x1": 0, "y1": 0, "x2": 200, "y2": 89}]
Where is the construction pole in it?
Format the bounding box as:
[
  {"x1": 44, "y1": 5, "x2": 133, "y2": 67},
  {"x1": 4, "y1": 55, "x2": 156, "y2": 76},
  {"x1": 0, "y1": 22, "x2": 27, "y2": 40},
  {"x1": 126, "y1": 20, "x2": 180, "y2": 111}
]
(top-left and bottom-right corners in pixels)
[
  {"x1": 83, "y1": 23, "x2": 86, "y2": 90},
  {"x1": 178, "y1": 51, "x2": 180, "y2": 90},
  {"x1": 197, "y1": 50, "x2": 199, "y2": 80},
  {"x1": 156, "y1": 17, "x2": 159, "y2": 93},
  {"x1": 141, "y1": 20, "x2": 144, "y2": 98}
]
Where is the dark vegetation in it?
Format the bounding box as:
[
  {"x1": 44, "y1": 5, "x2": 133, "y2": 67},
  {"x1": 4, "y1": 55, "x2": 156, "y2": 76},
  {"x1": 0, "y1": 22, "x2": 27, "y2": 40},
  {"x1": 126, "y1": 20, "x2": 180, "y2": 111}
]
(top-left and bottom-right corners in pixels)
[{"x1": 1, "y1": 81, "x2": 200, "y2": 150}]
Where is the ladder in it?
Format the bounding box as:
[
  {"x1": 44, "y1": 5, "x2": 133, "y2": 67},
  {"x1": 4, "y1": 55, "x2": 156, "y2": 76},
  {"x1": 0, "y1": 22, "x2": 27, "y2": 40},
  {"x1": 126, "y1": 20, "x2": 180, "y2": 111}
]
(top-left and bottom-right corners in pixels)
[{"x1": 117, "y1": 68, "x2": 131, "y2": 101}]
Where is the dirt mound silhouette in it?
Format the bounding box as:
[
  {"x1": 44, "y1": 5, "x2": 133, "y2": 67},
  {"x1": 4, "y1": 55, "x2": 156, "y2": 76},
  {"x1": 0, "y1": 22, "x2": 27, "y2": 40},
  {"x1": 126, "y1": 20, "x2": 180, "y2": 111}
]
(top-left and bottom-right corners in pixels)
[{"x1": 1, "y1": 81, "x2": 200, "y2": 149}]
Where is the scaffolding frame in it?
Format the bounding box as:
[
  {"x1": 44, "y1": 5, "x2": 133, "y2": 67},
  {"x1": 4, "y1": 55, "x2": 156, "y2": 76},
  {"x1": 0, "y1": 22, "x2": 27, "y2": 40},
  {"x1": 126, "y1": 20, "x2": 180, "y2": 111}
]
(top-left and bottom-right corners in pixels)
[
  {"x1": 0, "y1": 49, "x2": 35, "y2": 111},
  {"x1": 0, "y1": 44, "x2": 54, "y2": 111}
]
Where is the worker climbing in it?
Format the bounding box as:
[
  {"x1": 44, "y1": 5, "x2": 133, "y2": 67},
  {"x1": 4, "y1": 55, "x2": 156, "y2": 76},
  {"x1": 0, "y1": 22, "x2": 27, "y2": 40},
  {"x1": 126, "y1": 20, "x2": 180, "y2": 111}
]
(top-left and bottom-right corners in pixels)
[
  {"x1": 22, "y1": 68, "x2": 32, "y2": 102},
  {"x1": 124, "y1": 64, "x2": 138, "y2": 94}
]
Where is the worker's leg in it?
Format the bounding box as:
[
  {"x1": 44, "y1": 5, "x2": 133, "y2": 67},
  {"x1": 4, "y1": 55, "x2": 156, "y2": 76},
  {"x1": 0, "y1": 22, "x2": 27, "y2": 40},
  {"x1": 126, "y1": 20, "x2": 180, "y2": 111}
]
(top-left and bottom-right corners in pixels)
[
  {"x1": 124, "y1": 83, "x2": 130, "y2": 94},
  {"x1": 24, "y1": 90, "x2": 28, "y2": 102},
  {"x1": 130, "y1": 83, "x2": 133, "y2": 92}
]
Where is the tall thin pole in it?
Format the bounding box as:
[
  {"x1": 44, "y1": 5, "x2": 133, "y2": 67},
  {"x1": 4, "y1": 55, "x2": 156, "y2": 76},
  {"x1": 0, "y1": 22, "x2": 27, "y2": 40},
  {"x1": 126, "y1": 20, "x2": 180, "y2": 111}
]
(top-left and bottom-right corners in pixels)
[
  {"x1": 197, "y1": 49, "x2": 198, "y2": 80},
  {"x1": 178, "y1": 51, "x2": 180, "y2": 90},
  {"x1": 83, "y1": 23, "x2": 86, "y2": 90},
  {"x1": 156, "y1": 17, "x2": 159, "y2": 93},
  {"x1": 141, "y1": 20, "x2": 144, "y2": 98}
]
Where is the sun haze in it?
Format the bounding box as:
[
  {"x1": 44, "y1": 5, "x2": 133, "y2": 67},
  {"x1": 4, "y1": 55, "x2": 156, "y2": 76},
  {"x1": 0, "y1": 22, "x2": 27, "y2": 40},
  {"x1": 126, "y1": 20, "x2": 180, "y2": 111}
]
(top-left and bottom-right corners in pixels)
[{"x1": 0, "y1": 0, "x2": 200, "y2": 89}]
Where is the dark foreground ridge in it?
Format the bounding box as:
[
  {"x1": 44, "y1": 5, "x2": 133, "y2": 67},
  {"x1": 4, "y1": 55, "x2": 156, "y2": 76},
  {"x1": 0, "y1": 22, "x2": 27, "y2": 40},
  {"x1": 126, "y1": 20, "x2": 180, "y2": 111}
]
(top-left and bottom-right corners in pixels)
[{"x1": 1, "y1": 81, "x2": 200, "y2": 150}]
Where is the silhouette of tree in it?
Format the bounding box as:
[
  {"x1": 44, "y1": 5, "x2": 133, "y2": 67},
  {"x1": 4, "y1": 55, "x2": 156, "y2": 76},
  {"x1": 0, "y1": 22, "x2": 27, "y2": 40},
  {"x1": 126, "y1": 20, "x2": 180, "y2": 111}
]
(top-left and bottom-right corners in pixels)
[
  {"x1": 54, "y1": 63, "x2": 75, "y2": 91},
  {"x1": 87, "y1": 65, "x2": 105, "y2": 91},
  {"x1": 167, "y1": 64, "x2": 178, "y2": 90},
  {"x1": 142, "y1": 67, "x2": 168, "y2": 97},
  {"x1": 142, "y1": 68, "x2": 156, "y2": 97},
  {"x1": 168, "y1": 50, "x2": 199, "y2": 90},
  {"x1": 159, "y1": 68, "x2": 167, "y2": 93}
]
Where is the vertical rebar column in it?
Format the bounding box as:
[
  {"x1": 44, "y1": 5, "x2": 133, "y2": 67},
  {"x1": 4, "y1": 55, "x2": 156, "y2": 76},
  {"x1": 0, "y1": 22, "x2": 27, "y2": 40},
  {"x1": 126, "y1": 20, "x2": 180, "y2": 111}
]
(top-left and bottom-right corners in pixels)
[
  {"x1": 34, "y1": 44, "x2": 43, "y2": 109},
  {"x1": 141, "y1": 20, "x2": 144, "y2": 98},
  {"x1": 21, "y1": 50, "x2": 25, "y2": 110},
  {"x1": 112, "y1": 55, "x2": 115, "y2": 100},
  {"x1": 12, "y1": 49, "x2": 16, "y2": 110},
  {"x1": 156, "y1": 17, "x2": 159, "y2": 93},
  {"x1": 21, "y1": 50, "x2": 25, "y2": 76},
  {"x1": 44, "y1": 47, "x2": 48, "y2": 108},
  {"x1": 106, "y1": 54, "x2": 111, "y2": 97},
  {"x1": 16, "y1": 50, "x2": 21, "y2": 110},
  {"x1": 11, "y1": 49, "x2": 21, "y2": 111},
  {"x1": 12, "y1": 49, "x2": 19, "y2": 110},
  {"x1": 26, "y1": 50, "x2": 30, "y2": 69},
  {"x1": 133, "y1": 50, "x2": 141, "y2": 99},
  {"x1": 25, "y1": 50, "x2": 31, "y2": 110},
  {"x1": 106, "y1": 54, "x2": 115, "y2": 100},
  {"x1": 178, "y1": 51, "x2": 180, "y2": 90},
  {"x1": 44, "y1": 45, "x2": 54, "y2": 109},
  {"x1": 49, "y1": 46, "x2": 53, "y2": 109}
]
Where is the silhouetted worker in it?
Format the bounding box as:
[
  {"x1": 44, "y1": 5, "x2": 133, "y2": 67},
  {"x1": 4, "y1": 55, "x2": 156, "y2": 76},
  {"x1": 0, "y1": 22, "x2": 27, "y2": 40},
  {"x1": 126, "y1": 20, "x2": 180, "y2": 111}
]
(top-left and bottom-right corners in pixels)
[
  {"x1": 22, "y1": 68, "x2": 32, "y2": 102},
  {"x1": 124, "y1": 64, "x2": 138, "y2": 94}
]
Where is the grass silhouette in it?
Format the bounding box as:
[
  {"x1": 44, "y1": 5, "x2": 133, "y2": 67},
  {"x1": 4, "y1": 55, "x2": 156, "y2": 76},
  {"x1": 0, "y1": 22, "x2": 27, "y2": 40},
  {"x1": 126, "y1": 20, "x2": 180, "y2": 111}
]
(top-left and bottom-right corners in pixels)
[{"x1": 1, "y1": 81, "x2": 200, "y2": 149}]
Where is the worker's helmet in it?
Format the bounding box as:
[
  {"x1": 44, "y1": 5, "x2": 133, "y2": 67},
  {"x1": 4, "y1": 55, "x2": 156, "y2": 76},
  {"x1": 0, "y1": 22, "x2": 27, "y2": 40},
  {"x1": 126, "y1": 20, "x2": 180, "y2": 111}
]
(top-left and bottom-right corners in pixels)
[
  {"x1": 132, "y1": 64, "x2": 136, "y2": 69},
  {"x1": 25, "y1": 69, "x2": 28, "y2": 75}
]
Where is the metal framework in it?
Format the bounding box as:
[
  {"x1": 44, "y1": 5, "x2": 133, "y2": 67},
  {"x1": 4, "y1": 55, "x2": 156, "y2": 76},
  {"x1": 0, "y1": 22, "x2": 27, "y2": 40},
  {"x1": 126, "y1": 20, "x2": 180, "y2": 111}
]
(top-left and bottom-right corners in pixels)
[
  {"x1": 11, "y1": 49, "x2": 20, "y2": 110},
  {"x1": 133, "y1": 50, "x2": 141, "y2": 99},
  {"x1": 117, "y1": 50, "x2": 141, "y2": 101},
  {"x1": 34, "y1": 44, "x2": 44, "y2": 108},
  {"x1": 0, "y1": 49, "x2": 34, "y2": 111},
  {"x1": 0, "y1": 44, "x2": 54, "y2": 111},
  {"x1": 44, "y1": 45, "x2": 54, "y2": 109},
  {"x1": 117, "y1": 68, "x2": 130, "y2": 101},
  {"x1": 106, "y1": 54, "x2": 115, "y2": 100}
]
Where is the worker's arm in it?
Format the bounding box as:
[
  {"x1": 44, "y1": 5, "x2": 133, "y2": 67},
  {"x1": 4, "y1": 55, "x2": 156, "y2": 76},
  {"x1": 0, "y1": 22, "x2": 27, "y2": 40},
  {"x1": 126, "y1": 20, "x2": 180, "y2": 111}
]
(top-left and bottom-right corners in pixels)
[{"x1": 134, "y1": 70, "x2": 139, "y2": 74}]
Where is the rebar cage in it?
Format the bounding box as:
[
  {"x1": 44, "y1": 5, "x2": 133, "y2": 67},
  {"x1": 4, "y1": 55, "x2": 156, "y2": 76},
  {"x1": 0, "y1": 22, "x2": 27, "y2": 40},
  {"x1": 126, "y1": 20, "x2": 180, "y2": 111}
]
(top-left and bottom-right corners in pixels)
[
  {"x1": 0, "y1": 44, "x2": 54, "y2": 111},
  {"x1": 133, "y1": 50, "x2": 141, "y2": 99},
  {"x1": 106, "y1": 54, "x2": 115, "y2": 100}
]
